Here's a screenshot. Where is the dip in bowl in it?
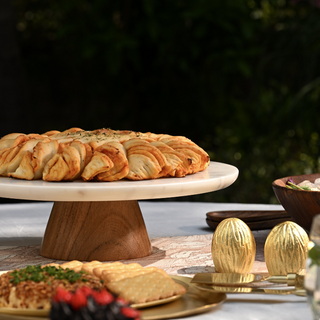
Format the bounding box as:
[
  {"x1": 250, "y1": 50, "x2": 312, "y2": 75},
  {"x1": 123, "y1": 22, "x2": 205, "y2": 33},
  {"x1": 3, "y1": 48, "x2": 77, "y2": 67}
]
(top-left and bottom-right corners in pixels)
[{"x1": 272, "y1": 173, "x2": 320, "y2": 232}]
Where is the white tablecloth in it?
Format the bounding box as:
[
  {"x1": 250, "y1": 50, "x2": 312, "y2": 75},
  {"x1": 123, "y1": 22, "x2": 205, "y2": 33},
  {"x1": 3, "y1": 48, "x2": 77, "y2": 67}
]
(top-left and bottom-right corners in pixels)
[{"x1": 0, "y1": 201, "x2": 314, "y2": 320}]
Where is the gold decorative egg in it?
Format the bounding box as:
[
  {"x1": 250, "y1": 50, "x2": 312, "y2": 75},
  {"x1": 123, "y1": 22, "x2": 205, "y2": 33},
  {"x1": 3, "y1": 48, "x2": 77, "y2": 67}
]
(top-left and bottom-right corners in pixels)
[
  {"x1": 211, "y1": 218, "x2": 256, "y2": 273},
  {"x1": 264, "y1": 221, "x2": 309, "y2": 276}
]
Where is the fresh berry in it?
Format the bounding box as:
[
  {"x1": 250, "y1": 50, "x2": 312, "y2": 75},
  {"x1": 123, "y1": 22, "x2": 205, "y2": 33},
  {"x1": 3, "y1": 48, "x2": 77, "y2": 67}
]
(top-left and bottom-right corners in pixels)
[
  {"x1": 91, "y1": 289, "x2": 114, "y2": 305},
  {"x1": 78, "y1": 286, "x2": 94, "y2": 297},
  {"x1": 70, "y1": 289, "x2": 88, "y2": 310},
  {"x1": 121, "y1": 307, "x2": 140, "y2": 319},
  {"x1": 115, "y1": 297, "x2": 127, "y2": 306},
  {"x1": 50, "y1": 288, "x2": 141, "y2": 320},
  {"x1": 53, "y1": 288, "x2": 72, "y2": 303}
]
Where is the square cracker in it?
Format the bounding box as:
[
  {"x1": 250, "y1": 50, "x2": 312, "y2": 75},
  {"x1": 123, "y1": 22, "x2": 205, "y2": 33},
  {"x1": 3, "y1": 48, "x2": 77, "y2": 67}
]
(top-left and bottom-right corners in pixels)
[
  {"x1": 81, "y1": 261, "x2": 104, "y2": 274},
  {"x1": 93, "y1": 262, "x2": 142, "y2": 278},
  {"x1": 60, "y1": 260, "x2": 84, "y2": 272},
  {"x1": 106, "y1": 271, "x2": 186, "y2": 304},
  {"x1": 101, "y1": 267, "x2": 169, "y2": 283}
]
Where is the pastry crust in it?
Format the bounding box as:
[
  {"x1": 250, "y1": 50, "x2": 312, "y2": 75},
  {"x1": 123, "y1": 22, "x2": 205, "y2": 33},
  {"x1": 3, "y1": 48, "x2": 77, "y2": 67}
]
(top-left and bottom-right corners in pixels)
[{"x1": 0, "y1": 128, "x2": 210, "y2": 182}]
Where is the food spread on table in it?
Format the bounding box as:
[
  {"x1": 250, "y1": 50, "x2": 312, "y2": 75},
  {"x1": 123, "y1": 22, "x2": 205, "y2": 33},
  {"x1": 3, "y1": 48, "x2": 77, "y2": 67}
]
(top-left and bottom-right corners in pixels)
[
  {"x1": 0, "y1": 128, "x2": 210, "y2": 182},
  {"x1": 0, "y1": 215, "x2": 311, "y2": 319},
  {"x1": 0, "y1": 265, "x2": 104, "y2": 310},
  {"x1": 0, "y1": 260, "x2": 187, "y2": 318},
  {"x1": 0, "y1": 127, "x2": 313, "y2": 318},
  {"x1": 46, "y1": 260, "x2": 187, "y2": 305}
]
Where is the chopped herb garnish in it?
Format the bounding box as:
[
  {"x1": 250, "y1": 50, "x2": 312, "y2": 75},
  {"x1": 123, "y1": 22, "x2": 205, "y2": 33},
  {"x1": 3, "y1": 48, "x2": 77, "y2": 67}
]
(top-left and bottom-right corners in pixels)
[{"x1": 8, "y1": 265, "x2": 89, "y2": 285}]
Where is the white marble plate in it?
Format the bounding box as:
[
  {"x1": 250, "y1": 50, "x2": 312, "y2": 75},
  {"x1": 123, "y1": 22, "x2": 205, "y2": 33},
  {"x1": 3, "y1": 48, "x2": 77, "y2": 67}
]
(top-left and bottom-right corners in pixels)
[{"x1": 0, "y1": 161, "x2": 238, "y2": 202}]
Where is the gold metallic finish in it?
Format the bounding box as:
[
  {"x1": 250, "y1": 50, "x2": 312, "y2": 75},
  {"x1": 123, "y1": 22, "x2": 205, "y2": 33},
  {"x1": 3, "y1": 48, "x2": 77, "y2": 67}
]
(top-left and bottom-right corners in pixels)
[
  {"x1": 191, "y1": 272, "x2": 305, "y2": 288},
  {"x1": 196, "y1": 284, "x2": 306, "y2": 296},
  {"x1": 141, "y1": 276, "x2": 226, "y2": 320},
  {"x1": 0, "y1": 308, "x2": 48, "y2": 317},
  {"x1": 264, "y1": 221, "x2": 309, "y2": 276},
  {"x1": 0, "y1": 275, "x2": 226, "y2": 320},
  {"x1": 132, "y1": 293, "x2": 185, "y2": 309},
  {"x1": 267, "y1": 273, "x2": 305, "y2": 288},
  {"x1": 211, "y1": 218, "x2": 256, "y2": 273},
  {"x1": 132, "y1": 278, "x2": 189, "y2": 309},
  {"x1": 191, "y1": 272, "x2": 265, "y2": 285}
]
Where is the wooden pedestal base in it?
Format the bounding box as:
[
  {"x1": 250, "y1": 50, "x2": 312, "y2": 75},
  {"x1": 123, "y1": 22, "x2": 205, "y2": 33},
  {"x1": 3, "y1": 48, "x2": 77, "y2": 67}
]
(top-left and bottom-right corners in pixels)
[{"x1": 40, "y1": 200, "x2": 152, "y2": 261}]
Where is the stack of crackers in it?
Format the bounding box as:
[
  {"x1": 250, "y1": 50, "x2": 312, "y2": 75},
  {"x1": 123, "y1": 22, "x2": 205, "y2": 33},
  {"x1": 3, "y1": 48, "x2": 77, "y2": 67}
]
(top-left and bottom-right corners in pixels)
[{"x1": 45, "y1": 260, "x2": 187, "y2": 304}]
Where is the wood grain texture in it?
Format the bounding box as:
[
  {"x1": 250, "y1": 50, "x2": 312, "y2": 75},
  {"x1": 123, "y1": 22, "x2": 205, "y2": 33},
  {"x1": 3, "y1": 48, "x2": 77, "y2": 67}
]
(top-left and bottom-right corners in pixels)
[
  {"x1": 272, "y1": 173, "x2": 320, "y2": 231},
  {"x1": 40, "y1": 200, "x2": 152, "y2": 261},
  {"x1": 206, "y1": 210, "x2": 292, "y2": 230}
]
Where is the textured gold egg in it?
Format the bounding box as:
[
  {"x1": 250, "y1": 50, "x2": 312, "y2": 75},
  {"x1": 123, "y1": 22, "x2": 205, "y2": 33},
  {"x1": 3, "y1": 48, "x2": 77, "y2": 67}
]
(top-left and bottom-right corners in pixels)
[
  {"x1": 211, "y1": 218, "x2": 256, "y2": 273},
  {"x1": 264, "y1": 221, "x2": 309, "y2": 276}
]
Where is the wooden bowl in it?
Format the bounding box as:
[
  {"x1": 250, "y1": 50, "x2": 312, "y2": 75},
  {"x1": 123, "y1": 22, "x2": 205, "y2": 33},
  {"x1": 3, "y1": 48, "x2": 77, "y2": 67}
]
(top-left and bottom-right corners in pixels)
[{"x1": 272, "y1": 173, "x2": 320, "y2": 232}]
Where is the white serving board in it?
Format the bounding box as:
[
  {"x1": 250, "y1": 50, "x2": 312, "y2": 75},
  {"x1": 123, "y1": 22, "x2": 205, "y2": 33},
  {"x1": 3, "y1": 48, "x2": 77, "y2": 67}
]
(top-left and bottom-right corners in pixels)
[{"x1": 0, "y1": 162, "x2": 238, "y2": 202}]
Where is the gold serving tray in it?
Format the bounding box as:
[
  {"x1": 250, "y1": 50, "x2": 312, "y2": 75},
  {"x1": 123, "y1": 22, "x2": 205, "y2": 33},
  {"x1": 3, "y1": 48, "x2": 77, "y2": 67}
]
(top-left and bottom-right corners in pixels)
[
  {"x1": 191, "y1": 272, "x2": 266, "y2": 286},
  {"x1": 140, "y1": 276, "x2": 226, "y2": 320},
  {"x1": 132, "y1": 293, "x2": 185, "y2": 309},
  {"x1": 0, "y1": 274, "x2": 226, "y2": 320},
  {"x1": 0, "y1": 308, "x2": 47, "y2": 318},
  {"x1": 131, "y1": 276, "x2": 190, "y2": 309},
  {"x1": 195, "y1": 284, "x2": 306, "y2": 297}
]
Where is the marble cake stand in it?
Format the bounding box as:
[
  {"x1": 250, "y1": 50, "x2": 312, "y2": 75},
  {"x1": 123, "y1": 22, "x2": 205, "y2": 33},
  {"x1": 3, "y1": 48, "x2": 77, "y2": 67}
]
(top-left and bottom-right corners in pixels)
[{"x1": 0, "y1": 161, "x2": 238, "y2": 261}]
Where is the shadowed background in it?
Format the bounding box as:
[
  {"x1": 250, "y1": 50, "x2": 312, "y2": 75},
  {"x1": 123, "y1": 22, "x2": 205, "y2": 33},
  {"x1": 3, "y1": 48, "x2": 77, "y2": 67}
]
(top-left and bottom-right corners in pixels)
[{"x1": 1, "y1": 0, "x2": 320, "y2": 204}]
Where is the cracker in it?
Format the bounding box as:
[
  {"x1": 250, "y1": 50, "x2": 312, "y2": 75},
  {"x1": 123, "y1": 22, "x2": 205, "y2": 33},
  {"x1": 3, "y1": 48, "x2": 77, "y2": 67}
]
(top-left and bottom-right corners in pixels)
[
  {"x1": 101, "y1": 267, "x2": 169, "y2": 283},
  {"x1": 60, "y1": 260, "x2": 84, "y2": 272},
  {"x1": 92, "y1": 262, "x2": 142, "y2": 278},
  {"x1": 81, "y1": 261, "x2": 104, "y2": 274},
  {"x1": 92, "y1": 262, "x2": 124, "y2": 277},
  {"x1": 99, "y1": 263, "x2": 143, "y2": 273},
  {"x1": 106, "y1": 272, "x2": 186, "y2": 304},
  {"x1": 42, "y1": 263, "x2": 60, "y2": 268}
]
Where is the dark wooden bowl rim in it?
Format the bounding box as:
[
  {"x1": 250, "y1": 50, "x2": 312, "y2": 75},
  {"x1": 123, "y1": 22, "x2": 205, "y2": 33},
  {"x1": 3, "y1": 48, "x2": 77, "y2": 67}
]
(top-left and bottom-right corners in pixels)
[{"x1": 272, "y1": 173, "x2": 320, "y2": 191}]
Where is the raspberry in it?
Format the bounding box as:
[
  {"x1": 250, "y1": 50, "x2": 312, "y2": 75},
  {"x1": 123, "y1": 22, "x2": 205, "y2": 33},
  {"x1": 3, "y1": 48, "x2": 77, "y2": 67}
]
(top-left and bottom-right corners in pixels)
[
  {"x1": 115, "y1": 297, "x2": 127, "y2": 306},
  {"x1": 70, "y1": 289, "x2": 88, "y2": 311},
  {"x1": 53, "y1": 288, "x2": 72, "y2": 303},
  {"x1": 91, "y1": 289, "x2": 114, "y2": 305},
  {"x1": 78, "y1": 286, "x2": 94, "y2": 297},
  {"x1": 121, "y1": 307, "x2": 140, "y2": 319}
]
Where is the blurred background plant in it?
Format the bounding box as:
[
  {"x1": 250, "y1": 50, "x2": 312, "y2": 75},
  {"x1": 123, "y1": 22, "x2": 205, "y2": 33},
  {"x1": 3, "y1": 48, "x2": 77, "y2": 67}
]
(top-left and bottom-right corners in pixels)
[{"x1": 1, "y1": 0, "x2": 320, "y2": 204}]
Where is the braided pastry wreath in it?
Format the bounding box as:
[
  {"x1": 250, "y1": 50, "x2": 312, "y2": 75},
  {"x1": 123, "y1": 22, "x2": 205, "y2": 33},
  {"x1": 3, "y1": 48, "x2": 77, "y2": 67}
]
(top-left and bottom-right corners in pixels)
[{"x1": 0, "y1": 128, "x2": 210, "y2": 182}]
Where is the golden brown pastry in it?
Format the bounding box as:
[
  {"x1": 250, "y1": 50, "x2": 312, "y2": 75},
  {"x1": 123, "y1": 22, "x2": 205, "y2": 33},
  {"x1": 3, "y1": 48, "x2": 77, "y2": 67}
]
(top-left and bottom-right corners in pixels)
[
  {"x1": 94, "y1": 142, "x2": 129, "y2": 181},
  {"x1": 0, "y1": 128, "x2": 210, "y2": 182},
  {"x1": 150, "y1": 141, "x2": 190, "y2": 177},
  {"x1": 123, "y1": 138, "x2": 171, "y2": 180},
  {"x1": 158, "y1": 136, "x2": 210, "y2": 173}
]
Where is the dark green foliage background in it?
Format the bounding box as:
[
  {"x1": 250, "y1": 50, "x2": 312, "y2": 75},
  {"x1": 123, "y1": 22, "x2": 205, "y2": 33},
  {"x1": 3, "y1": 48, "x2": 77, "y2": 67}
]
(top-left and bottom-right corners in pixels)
[{"x1": 8, "y1": 0, "x2": 320, "y2": 204}]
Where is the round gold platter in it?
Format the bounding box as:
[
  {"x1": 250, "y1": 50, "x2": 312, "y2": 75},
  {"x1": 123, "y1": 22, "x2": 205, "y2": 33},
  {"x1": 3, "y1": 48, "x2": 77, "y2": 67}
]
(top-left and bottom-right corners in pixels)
[
  {"x1": 0, "y1": 275, "x2": 226, "y2": 320},
  {"x1": 132, "y1": 292, "x2": 185, "y2": 309}
]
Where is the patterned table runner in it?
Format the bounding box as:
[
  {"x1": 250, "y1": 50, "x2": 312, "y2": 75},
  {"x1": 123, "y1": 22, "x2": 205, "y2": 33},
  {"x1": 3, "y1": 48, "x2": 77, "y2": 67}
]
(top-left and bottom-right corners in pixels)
[{"x1": 0, "y1": 233, "x2": 268, "y2": 275}]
